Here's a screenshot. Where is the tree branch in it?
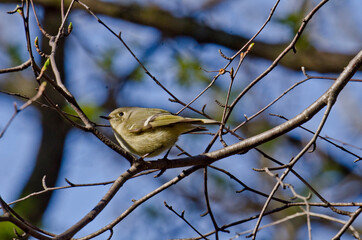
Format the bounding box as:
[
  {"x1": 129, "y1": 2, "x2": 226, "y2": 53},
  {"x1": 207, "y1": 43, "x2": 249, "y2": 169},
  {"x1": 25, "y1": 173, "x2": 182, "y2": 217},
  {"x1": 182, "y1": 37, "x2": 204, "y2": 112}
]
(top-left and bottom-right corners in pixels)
[{"x1": 1, "y1": 0, "x2": 356, "y2": 73}]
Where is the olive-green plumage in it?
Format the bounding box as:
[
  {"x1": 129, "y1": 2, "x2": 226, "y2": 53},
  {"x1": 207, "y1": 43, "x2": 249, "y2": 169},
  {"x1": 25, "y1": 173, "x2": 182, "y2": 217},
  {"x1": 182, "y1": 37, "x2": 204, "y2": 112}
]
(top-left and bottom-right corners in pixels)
[{"x1": 104, "y1": 107, "x2": 218, "y2": 157}]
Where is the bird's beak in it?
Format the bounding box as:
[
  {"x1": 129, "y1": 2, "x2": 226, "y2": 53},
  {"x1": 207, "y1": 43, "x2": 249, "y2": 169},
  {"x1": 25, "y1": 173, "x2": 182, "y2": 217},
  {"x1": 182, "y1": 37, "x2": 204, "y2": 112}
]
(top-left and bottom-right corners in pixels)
[{"x1": 100, "y1": 115, "x2": 111, "y2": 120}]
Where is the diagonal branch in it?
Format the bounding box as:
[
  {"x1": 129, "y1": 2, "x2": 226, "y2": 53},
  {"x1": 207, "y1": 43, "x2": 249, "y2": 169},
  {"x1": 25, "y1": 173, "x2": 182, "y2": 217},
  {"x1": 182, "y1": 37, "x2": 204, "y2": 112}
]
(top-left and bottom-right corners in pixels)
[
  {"x1": 250, "y1": 49, "x2": 362, "y2": 239},
  {"x1": 331, "y1": 207, "x2": 362, "y2": 240},
  {"x1": 54, "y1": 165, "x2": 141, "y2": 240}
]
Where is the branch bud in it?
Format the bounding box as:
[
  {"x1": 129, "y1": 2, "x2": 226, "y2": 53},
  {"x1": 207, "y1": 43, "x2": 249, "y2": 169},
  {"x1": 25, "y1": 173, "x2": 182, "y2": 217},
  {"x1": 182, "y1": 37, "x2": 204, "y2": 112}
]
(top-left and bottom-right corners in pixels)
[
  {"x1": 34, "y1": 36, "x2": 39, "y2": 48},
  {"x1": 68, "y1": 22, "x2": 73, "y2": 34}
]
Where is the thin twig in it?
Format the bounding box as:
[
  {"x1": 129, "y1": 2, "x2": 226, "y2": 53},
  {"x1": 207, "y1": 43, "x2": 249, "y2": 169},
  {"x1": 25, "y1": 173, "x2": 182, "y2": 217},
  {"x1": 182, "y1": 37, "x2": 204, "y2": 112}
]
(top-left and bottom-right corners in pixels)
[
  {"x1": 0, "y1": 59, "x2": 32, "y2": 73},
  {"x1": 270, "y1": 114, "x2": 362, "y2": 162},
  {"x1": 251, "y1": 48, "x2": 362, "y2": 239},
  {"x1": 164, "y1": 201, "x2": 208, "y2": 240},
  {"x1": 0, "y1": 82, "x2": 47, "y2": 138},
  {"x1": 3, "y1": 176, "x2": 115, "y2": 207},
  {"x1": 331, "y1": 207, "x2": 362, "y2": 240},
  {"x1": 225, "y1": 0, "x2": 330, "y2": 129},
  {"x1": 54, "y1": 164, "x2": 141, "y2": 240},
  {"x1": 203, "y1": 167, "x2": 220, "y2": 240},
  {"x1": 0, "y1": 197, "x2": 55, "y2": 239},
  {"x1": 77, "y1": 165, "x2": 204, "y2": 240},
  {"x1": 209, "y1": 165, "x2": 289, "y2": 204}
]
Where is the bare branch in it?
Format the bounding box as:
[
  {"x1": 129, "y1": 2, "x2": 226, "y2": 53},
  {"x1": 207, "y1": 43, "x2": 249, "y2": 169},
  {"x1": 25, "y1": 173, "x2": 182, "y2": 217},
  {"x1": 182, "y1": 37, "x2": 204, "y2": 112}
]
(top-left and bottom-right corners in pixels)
[
  {"x1": 164, "y1": 201, "x2": 208, "y2": 240},
  {"x1": 0, "y1": 81, "x2": 47, "y2": 138},
  {"x1": 331, "y1": 207, "x2": 362, "y2": 240},
  {"x1": 251, "y1": 49, "x2": 362, "y2": 239},
  {"x1": 0, "y1": 59, "x2": 31, "y2": 73}
]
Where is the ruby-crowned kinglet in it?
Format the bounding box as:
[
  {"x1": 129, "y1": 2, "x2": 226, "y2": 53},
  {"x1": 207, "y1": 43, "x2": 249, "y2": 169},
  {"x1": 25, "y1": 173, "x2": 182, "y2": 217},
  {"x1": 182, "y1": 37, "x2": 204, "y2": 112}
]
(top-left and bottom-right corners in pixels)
[{"x1": 101, "y1": 107, "x2": 219, "y2": 158}]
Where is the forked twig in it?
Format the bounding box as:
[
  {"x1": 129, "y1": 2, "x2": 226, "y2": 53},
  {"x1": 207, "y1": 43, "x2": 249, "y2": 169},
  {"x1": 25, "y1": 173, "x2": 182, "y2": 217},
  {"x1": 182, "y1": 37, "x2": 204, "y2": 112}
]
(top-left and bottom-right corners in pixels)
[{"x1": 0, "y1": 81, "x2": 47, "y2": 138}]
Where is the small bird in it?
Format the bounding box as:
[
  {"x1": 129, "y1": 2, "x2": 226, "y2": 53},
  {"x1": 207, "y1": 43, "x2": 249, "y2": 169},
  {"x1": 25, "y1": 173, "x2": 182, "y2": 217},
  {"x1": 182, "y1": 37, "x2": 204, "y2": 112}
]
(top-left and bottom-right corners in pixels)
[{"x1": 101, "y1": 107, "x2": 219, "y2": 158}]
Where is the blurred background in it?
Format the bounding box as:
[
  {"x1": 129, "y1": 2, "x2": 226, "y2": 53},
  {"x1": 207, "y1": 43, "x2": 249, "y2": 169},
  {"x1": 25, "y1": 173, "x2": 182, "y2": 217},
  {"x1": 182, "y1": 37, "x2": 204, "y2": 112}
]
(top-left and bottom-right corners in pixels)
[{"x1": 0, "y1": 0, "x2": 361, "y2": 239}]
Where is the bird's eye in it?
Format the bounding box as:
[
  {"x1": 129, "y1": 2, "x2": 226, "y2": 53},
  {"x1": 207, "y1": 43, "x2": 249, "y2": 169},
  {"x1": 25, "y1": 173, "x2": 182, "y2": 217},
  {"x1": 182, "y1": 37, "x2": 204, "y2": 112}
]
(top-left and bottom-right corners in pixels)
[{"x1": 118, "y1": 112, "x2": 124, "y2": 117}]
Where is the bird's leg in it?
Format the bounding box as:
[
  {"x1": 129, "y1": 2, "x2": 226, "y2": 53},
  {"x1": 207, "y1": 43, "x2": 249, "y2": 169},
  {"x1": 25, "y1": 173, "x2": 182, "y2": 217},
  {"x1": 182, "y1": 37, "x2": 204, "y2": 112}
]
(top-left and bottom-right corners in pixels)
[
  {"x1": 162, "y1": 147, "x2": 172, "y2": 160},
  {"x1": 134, "y1": 153, "x2": 150, "y2": 164},
  {"x1": 154, "y1": 147, "x2": 172, "y2": 178}
]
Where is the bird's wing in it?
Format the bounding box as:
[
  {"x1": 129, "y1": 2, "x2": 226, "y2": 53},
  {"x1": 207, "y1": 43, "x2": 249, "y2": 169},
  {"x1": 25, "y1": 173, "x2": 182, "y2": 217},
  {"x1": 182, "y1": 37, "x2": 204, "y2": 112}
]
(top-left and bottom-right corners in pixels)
[
  {"x1": 128, "y1": 112, "x2": 185, "y2": 133},
  {"x1": 128, "y1": 111, "x2": 218, "y2": 133}
]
